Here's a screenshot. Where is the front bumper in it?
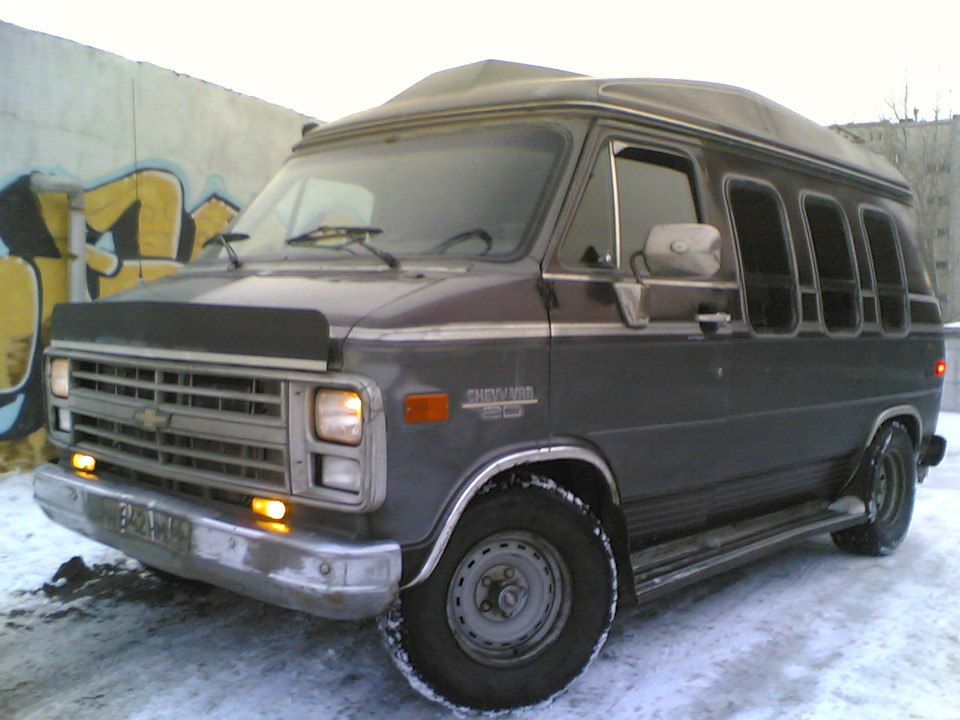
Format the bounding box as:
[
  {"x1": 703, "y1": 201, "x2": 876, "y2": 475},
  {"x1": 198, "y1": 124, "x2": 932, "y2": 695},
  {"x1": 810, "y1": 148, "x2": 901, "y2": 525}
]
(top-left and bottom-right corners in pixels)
[{"x1": 33, "y1": 463, "x2": 401, "y2": 620}]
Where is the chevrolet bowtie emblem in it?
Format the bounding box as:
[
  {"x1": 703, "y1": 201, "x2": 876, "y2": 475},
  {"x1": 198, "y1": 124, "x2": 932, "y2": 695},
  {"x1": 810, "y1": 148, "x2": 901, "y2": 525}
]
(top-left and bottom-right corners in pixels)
[{"x1": 133, "y1": 406, "x2": 171, "y2": 432}]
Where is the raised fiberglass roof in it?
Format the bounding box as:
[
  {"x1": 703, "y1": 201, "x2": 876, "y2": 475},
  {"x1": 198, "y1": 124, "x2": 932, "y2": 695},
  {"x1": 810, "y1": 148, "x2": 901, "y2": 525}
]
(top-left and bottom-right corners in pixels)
[{"x1": 313, "y1": 60, "x2": 907, "y2": 191}]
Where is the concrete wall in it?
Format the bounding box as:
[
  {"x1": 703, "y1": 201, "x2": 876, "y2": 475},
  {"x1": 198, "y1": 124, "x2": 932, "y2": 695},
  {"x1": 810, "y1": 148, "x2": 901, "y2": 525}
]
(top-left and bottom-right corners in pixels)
[
  {"x1": 943, "y1": 329, "x2": 960, "y2": 412},
  {"x1": 0, "y1": 21, "x2": 313, "y2": 470}
]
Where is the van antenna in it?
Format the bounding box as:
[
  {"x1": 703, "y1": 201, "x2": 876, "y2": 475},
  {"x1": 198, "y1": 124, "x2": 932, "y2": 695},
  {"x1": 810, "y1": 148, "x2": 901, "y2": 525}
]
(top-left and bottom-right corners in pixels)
[{"x1": 132, "y1": 77, "x2": 144, "y2": 282}]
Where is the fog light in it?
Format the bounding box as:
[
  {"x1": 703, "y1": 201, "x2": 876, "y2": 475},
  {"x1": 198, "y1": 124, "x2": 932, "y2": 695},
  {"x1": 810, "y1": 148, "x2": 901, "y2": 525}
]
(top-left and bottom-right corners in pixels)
[
  {"x1": 72, "y1": 453, "x2": 96, "y2": 472},
  {"x1": 252, "y1": 498, "x2": 287, "y2": 521}
]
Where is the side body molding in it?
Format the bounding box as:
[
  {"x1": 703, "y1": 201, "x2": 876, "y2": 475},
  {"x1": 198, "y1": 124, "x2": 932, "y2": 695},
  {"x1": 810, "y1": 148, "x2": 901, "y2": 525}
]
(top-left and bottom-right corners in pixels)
[{"x1": 402, "y1": 444, "x2": 619, "y2": 589}]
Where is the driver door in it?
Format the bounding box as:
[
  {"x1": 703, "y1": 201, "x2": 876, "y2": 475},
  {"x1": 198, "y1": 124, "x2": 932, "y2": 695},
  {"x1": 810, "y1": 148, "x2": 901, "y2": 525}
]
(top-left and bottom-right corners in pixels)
[{"x1": 545, "y1": 135, "x2": 735, "y2": 547}]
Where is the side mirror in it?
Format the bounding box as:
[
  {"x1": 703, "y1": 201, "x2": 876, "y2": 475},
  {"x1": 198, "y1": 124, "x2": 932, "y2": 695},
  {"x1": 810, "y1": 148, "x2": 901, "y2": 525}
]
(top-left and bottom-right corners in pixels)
[{"x1": 636, "y1": 223, "x2": 722, "y2": 279}]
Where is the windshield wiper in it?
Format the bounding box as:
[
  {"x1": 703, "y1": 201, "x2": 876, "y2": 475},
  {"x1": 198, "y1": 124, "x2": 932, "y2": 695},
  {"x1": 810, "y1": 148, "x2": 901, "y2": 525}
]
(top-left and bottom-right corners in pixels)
[
  {"x1": 285, "y1": 225, "x2": 399, "y2": 269},
  {"x1": 201, "y1": 232, "x2": 249, "y2": 269},
  {"x1": 430, "y1": 228, "x2": 493, "y2": 255}
]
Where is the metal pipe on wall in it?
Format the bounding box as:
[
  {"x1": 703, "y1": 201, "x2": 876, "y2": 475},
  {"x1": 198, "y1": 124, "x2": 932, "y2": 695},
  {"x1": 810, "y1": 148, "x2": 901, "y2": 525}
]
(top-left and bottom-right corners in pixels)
[{"x1": 29, "y1": 172, "x2": 88, "y2": 303}]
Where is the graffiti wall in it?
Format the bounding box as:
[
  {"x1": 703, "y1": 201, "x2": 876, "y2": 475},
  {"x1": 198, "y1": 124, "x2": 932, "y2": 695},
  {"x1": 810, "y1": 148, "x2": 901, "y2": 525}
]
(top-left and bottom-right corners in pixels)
[
  {"x1": 0, "y1": 21, "x2": 315, "y2": 471},
  {"x1": 0, "y1": 168, "x2": 239, "y2": 469}
]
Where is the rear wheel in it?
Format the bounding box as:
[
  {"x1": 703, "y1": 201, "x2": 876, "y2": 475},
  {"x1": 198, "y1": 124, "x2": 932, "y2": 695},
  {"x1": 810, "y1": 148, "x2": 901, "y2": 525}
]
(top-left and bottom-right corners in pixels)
[
  {"x1": 380, "y1": 475, "x2": 617, "y2": 711},
  {"x1": 832, "y1": 422, "x2": 917, "y2": 556}
]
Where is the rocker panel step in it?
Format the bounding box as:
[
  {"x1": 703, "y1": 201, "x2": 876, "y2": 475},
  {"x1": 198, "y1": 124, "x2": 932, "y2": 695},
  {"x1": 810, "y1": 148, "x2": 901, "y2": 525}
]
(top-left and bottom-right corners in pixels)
[{"x1": 629, "y1": 499, "x2": 867, "y2": 603}]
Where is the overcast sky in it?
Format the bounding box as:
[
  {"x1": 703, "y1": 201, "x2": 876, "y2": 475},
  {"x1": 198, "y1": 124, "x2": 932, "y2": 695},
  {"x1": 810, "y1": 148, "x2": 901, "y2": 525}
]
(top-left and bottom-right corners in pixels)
[{"x1": 2, "y1": 0, "x2": 959, "y2": 127}]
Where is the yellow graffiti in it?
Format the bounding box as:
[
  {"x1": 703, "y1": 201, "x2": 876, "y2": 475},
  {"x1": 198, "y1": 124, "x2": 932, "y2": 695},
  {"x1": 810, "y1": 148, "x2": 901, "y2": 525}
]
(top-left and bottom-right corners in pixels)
[
  {"x1": 0, "y1": 256, "x2": 37, "y2": 390},
  {"x1": 192, "y1": 195, "x2": 239, "y2": 257},
  {"x1": 85, "y1": 170, "x2": 183, "y2": 259},
  {"x1": 0, "y1": 428, "x2": 52, "y2": 472},
  {"x1": 0, "y1": 168, "x2": 239, "y2": 472},
  {"x1": 34, "y1": 169, "x2": 239, "y2": 300}
]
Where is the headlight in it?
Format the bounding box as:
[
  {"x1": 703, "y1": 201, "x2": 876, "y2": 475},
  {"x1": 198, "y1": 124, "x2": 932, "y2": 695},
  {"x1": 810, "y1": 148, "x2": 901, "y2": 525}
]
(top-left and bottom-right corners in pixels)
[
  {"x1": 50, "y1": 358, "x2": 70, "y2": 398},
  {"x1": 314, "y1": 389, "x2": 363, "y2": 445}
]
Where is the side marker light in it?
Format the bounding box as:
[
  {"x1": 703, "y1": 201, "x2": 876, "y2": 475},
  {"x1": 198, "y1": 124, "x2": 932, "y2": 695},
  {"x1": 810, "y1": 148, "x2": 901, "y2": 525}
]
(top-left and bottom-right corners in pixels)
[
  {"x1": 936, "y1": 360, "x2": 947, "y2": 377},
  {"x1": 404, "y1": 393, "x2": 450, "y2": 423}
]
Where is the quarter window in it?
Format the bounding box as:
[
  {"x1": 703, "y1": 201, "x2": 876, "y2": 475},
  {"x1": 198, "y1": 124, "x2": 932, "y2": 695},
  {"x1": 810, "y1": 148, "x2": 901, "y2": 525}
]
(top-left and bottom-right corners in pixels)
[
  {"x1": 862, "y1": 209, "x2": 908, "y2": 332},
  {"x1": 728, "y1": 182, "x2": 798, "y2": 333},
  {"x1": 559, "y1": 151, "x2": 616, "y2": 267},
  {"x1": 804, "y1": 197, "x2": 860, "y2": 332}
]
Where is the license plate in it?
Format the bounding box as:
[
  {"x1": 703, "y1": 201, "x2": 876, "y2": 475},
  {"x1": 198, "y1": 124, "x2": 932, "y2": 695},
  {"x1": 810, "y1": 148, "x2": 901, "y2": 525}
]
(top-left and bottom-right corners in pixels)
[{"x1": 93, "y1": 497, "x2": 192, "y2": 554}]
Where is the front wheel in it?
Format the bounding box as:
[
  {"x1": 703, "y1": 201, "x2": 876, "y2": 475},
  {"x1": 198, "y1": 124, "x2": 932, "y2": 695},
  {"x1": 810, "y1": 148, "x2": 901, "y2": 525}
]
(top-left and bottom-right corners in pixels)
[
  {"x1": 380, "y1": 476, "x2": 617, "y2": 711},
  {"x1": 832, "y1": 421, "x2": 917, "y2": 556}
]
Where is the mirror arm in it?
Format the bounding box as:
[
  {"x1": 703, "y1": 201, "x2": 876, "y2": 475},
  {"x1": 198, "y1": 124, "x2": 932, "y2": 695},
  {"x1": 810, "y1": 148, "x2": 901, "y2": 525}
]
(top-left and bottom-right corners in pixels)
[{"x1": 614, "y1": 281, "x2": 650, "y2": 329}]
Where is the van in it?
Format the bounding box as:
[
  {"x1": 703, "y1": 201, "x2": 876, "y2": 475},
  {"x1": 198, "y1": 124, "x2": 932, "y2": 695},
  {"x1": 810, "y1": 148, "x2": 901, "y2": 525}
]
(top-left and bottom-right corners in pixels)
[{"x1": 34, "y1": 60, "x2": 947, "y2": 711}]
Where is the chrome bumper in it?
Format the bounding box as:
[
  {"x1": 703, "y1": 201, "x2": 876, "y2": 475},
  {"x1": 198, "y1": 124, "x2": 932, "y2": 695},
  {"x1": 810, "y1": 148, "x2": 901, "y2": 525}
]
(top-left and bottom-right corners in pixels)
[{"x1": 33, "y1": 463, "x2": 401, "y2": 620}]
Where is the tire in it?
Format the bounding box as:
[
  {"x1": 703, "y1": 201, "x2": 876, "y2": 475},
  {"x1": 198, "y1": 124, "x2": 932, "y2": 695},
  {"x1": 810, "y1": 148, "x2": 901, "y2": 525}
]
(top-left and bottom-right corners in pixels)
[
  {"x1": 832, "y1": 421, "x2": 917, "y2": 556},
  {"x1": 380, "y1": 475, "x2": 617, "y2": 711}
]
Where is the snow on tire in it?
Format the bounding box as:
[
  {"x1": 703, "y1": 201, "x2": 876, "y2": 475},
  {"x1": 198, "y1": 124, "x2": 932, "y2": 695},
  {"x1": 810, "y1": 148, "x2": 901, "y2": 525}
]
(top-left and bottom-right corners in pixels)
[
  {"x1": 379, "y1": 474, "x2": 617, "y2": 712},
  {"x1": 832, "y1": 421, "x2": 918, "y2": 556}
]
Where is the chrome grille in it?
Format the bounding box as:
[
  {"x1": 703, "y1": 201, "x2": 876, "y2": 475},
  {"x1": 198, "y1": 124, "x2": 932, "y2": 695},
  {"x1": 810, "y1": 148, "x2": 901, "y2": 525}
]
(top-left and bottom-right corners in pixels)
[{"x1": 69, "y1": 356, "x2": 289, "y2": 491}]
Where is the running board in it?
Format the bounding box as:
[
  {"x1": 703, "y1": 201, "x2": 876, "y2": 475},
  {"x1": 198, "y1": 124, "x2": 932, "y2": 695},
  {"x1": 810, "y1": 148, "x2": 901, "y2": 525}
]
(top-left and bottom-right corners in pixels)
[{"x1": 629, "y1": 498, "x2": 867, "y2": 603}]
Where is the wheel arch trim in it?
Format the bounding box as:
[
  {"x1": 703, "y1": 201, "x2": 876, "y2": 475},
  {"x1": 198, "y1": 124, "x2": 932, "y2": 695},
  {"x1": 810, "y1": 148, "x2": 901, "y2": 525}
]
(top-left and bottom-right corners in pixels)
[
  {"x1": 402, "y1": 444, "x2": 619, "y2": 589},
  {"x1": 841, "y1": 405, "x2": 924, "y2": 496},
  {"x1": 867, "y1": 405, "x2": 923, "y2": 448}
]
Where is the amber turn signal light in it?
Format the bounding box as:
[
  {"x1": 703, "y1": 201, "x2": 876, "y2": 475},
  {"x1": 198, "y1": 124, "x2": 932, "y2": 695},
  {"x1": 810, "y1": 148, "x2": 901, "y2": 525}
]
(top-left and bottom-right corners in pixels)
[
  {"x1": 252, "y1": 498, "x2": 287, "y2": 521},
  {"x1": 404, "y1": 393, "x2": 450, "y2": 423},
  {"x1": 71, "y1": 453, "x2": 96, "y2": 472}
]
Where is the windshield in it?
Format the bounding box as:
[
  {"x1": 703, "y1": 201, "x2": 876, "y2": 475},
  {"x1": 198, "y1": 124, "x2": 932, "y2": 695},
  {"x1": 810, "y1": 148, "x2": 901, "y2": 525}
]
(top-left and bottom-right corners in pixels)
[{"x1": 195, "y1": 125, "x2": 566, "y2": 264}]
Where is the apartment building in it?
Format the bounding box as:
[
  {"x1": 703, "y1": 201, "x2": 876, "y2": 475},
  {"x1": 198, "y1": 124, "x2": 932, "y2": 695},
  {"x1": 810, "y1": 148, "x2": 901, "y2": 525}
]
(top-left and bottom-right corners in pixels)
[{"x1": 835, "y1": 117, "x2": 960, "y2": 321}]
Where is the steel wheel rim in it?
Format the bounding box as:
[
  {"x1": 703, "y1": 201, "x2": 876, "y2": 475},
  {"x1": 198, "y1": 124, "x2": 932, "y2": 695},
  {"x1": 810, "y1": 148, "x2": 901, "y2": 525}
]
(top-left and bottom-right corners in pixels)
[
  {"x1": 446, "y1": 531, "x2": 572, "y2": 667},
  {"x1": 875, "y1": 453, "x2": 904, "y2": 523}
]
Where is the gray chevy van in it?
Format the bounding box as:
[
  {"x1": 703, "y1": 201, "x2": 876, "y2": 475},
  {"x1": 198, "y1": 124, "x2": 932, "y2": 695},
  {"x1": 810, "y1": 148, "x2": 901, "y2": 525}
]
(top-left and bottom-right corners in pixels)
[{"x1": 35, "y1": 61, "x2": 946, "y2": 711}]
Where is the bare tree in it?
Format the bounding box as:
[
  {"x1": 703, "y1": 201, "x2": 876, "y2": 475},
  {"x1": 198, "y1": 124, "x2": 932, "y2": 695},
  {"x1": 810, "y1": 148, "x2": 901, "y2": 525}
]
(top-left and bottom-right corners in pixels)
[{"x1": 872, "y1": 82, "x2": 956, "y2": 309}]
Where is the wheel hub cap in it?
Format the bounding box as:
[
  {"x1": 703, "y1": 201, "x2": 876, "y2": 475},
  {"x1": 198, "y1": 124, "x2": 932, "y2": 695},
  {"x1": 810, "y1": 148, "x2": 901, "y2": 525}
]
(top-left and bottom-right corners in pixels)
[{"x1": 446, "y1": 531, "x2": 571, "y2": 667}]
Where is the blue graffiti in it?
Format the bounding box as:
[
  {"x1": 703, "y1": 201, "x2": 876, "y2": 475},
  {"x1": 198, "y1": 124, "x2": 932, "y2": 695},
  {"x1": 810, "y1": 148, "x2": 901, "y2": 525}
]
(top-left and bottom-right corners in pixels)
[{"x1": 0, "y1": 396, "x2": 25, "y2": 435}]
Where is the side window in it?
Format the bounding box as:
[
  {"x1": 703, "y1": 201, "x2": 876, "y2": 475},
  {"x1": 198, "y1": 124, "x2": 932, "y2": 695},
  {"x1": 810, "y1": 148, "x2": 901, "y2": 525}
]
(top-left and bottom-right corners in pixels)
[
  {"x1": 615, "y1": 147, "x2": 699, "y2": 272},
  {"x1": 862, "y1": 209, "x2": 908, "y2": 332},
  {"x1": 728, "y1": 181, "x2": 799, "y2": 333},
  {"x1": 803, "y1": 197, "x2": 860, "y2": 332},
  {"x1": 559, "y1": 142, "x2": 699, "y2": 272}
]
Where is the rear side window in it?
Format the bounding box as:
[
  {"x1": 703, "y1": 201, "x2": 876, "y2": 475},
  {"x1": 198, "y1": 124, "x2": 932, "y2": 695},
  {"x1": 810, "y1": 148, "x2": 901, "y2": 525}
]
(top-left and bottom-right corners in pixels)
[
  {"x1": 728, "y1": 181, "x2": 799, "y2": 333},
  {"x1": 804, "y1": 197, "x2": 860, "y2": 332},
  {"x1": 862, "y1": 209, "x2": 908, "y2": 333}
]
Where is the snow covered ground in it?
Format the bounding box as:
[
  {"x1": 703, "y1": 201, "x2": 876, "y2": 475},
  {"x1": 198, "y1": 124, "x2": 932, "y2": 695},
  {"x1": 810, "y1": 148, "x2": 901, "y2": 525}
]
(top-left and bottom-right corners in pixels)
[{"x1": 2, "y1": 416, "x2": 960, "y2": 720}]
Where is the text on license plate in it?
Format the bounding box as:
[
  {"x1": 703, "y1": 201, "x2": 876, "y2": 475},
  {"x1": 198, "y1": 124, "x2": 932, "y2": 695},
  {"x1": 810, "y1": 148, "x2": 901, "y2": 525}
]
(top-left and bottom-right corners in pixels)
[{"x1": 95, "y1": 497, "x2": 192, "y2": 554}]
